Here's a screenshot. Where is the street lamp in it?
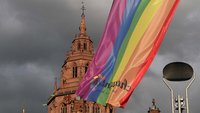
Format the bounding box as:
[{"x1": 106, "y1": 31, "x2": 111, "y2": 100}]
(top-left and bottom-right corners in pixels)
[{"x1": 162, "y1": 62, "x2": 195, "y2": 113}]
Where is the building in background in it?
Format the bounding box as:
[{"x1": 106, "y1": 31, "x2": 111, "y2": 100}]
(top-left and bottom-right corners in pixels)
[
  {"x1": 47, "y1": 4, "x2": 115, "y2": 113},
  {"x1": 22, "y1": 108, "x2": 25, "y2": 113},
  {"x1": 148, "y1": 99, "x2": 160, "y2": 113}
]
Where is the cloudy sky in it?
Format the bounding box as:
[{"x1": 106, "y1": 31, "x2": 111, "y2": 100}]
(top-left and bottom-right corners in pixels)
[{"x1": 0, "y1": 0, "x2": 200, "y2": 113}]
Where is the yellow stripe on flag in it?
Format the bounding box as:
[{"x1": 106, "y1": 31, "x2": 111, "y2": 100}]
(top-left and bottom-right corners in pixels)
[{"x1": 112, "y1": 0, "x2": 163, "y2": 82}]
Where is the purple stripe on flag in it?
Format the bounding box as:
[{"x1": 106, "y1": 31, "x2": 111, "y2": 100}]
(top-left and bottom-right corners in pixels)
[{"x1": 76, "y1": 0, "x2": 127, "y2": 99}]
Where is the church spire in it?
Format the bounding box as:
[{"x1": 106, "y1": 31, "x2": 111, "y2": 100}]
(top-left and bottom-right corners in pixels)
[
  {"x1": 79, "y1": 2, "x2": 87, "y2": 35},
  {"x1": 148, "y1": 99, "x2": 160, "y2": 113},
  {"x1": 151, "y1": 99, "x2": 157, "y2": 109},
  {"x1": 81, "y1": 1, "x2": 86, "y2": 16}
]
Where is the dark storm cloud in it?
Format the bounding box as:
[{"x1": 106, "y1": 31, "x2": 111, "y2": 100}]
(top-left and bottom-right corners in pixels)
[
  {"x1": 0, "y1": 0, "x2": 112, "y2": 113},
  {"x1": 0, "y1": 0, "x2": 74, "y2": 65},
  {"x1": 0, "y1": 0, "x2": 199, "y2": 113},
  {"x1": 0, "y1": 0, "x2": 111, "y2": 65},
  {"x1": 0, "y1": 63, "x2": 54, "y2": 113},
  {"x1": 159, "y1": 0, "x2": 200, "y2": 60}
]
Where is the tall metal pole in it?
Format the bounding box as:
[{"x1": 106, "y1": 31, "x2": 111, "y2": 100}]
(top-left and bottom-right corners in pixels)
[
  {"x1": 185, "y1": 75, "x2": 195, "y2": 113},
  {"x1": 163, "y1": 62, "x2": 195, "y2": 113},
  {"x1": 163, "y1": 79, "x2": 175, "y2": 113}
]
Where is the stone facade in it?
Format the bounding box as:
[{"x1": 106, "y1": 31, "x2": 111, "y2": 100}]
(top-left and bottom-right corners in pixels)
[{"x1": 47, "y1": 4, "x2": 115, "y2": 113}]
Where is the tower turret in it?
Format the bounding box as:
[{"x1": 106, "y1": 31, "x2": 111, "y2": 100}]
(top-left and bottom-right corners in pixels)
[
  {"x1": 59, "y1": 2, "x2": 94, "y2": 90},
  {"x1": 148, "y1": 99, "x2": 160, "y2": 113}
]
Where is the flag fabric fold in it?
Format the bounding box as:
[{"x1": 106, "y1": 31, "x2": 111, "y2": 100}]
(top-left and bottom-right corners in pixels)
[{"x1": 76, "y1": 0, "x2": 180, "y2": 108}]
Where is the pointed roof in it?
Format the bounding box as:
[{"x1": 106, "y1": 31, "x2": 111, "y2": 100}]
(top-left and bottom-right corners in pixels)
[
  {"x1": 148, "y1": 99, "x2": 160, "y2": 113},
  {"x1": 151, "y1": 99, "x2": 157, "y2": 110},
  {"x1": 79, "y1": 2, "x2": 87, "y2": 36}
]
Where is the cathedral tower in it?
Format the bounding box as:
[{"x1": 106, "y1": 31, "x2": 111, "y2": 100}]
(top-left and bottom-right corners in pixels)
[
  {"x1": 47, "y1": 3, "x2": 115, "y2": 113},
  {"x1": 148, "y1": 99, "x2": 160, "y2": 113}
]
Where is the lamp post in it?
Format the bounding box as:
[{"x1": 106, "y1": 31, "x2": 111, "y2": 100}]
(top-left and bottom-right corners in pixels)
[{"x1": 162, "y1": 62, "x2": 195, "y2": 113}]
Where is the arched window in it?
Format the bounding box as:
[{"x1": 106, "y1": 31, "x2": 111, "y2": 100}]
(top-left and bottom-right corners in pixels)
[
  {"x1": 78, "y1": 43, "x2": 81, "y2": 50},
  {"x1": 97, "y1": 106, "x2": 100, "y2": 113},
  {"x1": 93, "y1": 104, "x2": 96, "y2": 113},
  {"x1": 72, "y1": 63, "x2": 78, "y2": 78},
  {"x1": 70, "y1": 101, "x2": 74, "y2": 112},
  {"x1": 84, "y1": 43, "x2": 87, "y2": 50},
  {"x1": 85, "y1": 63, "x2": 89, "y2": 73},
  {"x1": 110, "y1": 107, "x2": 113, "y2": 113},
  {"x1": 84, "y1": 104, "x2": 89, "y2": 113},
  {"x1": 60, "y1": 104, "x2": 67, "y2": 113},
  {"x1": 73, "y1": 67, "x2": 77, "y2": 78},
  {"x1": 93, "y1": 104, "x2": 100, "y2": 113}
]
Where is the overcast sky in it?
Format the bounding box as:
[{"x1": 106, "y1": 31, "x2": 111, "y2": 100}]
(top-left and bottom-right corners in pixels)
[{"x1": 0, "y1": 0, "x2": 200, "y2": 113}]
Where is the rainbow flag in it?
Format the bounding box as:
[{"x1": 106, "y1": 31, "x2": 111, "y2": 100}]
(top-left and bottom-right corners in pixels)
[{"x1": 76, "y1": 0, "x2": 180, "y2": 107}]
